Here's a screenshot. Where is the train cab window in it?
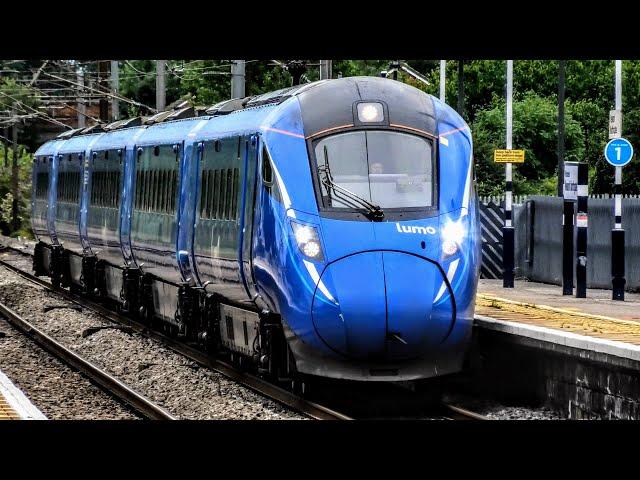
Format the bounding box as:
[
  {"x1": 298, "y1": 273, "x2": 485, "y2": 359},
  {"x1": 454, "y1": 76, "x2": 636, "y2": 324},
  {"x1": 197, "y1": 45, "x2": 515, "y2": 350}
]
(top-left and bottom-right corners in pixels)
[
  {"x1": 262, "y1": 147, "x2": 274, "y2": 186},
  {"x1": 261, "y1": 146, "x2": 281, "y2": 202},
  {"x1": 313, "y1": 130, "x2": 434, "y2": 210}
]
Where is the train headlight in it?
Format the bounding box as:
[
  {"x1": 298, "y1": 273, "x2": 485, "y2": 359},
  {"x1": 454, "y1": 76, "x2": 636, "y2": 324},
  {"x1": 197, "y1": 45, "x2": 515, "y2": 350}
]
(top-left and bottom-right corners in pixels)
[
  {"x1": 291, "y1": 221, "x2": 324, "y2": 261},
  {"x1": 357, "y1": 102, "x2": 384, "y2": 123},
  {"x1": 441, "y1": 220, "x2": 466, "y2": 257}
]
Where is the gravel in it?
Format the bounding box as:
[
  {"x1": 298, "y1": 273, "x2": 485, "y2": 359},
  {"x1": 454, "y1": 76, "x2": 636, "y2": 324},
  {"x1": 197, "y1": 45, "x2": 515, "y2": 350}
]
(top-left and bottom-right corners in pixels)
[
  {"x1": 0, "y1": 261, "x2": 304, "y2": 420},
  {"x1": 442, "y1": 392, "x2": 565, "y2": 420},
  {"x1": 0, "y1": 316, "x2": 139, "y2": 420}
]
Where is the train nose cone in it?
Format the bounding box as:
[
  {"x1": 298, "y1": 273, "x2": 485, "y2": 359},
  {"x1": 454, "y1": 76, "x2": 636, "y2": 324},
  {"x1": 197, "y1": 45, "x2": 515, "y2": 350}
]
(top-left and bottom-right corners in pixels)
[
  {"x1": 311, "y1": 252, "x2": 387, "y2": 359},
  {"x1": 382, "y1": 251, "x2": 455, "y2": 358},
  {"x1": 311, "y1": 251, "x2": 455, "y2": 360}
]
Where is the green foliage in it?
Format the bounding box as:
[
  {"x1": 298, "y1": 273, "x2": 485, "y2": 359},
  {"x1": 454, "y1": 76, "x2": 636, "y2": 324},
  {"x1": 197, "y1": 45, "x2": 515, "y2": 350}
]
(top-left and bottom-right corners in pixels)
[
  {"x1": 0, "y1": 192, "x2": 12, "y2": 224},
  {"x1": 119, "y1": 60, "x2": 181, "y2": 117},
  {"x1": 0, "y1": 77, "x2": 40, "y2": 111},
  {"x1": 0, "y1": 146, "x2": 33, "y2": 236},
  {"x1": 473, "y1": 93, "x2": 584, "y2": 196}
]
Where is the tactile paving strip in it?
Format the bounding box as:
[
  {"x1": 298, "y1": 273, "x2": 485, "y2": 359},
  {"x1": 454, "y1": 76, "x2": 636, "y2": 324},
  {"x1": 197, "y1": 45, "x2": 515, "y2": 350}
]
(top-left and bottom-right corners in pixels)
[
  {"x1": 0, "y1": 393, "x2": 20, "y2": 420},
  {"x1": 476, "y1": 294, "x2": 640, "y2": 347}
]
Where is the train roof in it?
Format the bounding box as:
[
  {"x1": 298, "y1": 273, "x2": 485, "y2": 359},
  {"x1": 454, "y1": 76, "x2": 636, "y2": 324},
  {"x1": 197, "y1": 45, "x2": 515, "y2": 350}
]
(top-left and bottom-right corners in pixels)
[{"x1": 34, "y1": 77, "x2": 450, "y2": 157}]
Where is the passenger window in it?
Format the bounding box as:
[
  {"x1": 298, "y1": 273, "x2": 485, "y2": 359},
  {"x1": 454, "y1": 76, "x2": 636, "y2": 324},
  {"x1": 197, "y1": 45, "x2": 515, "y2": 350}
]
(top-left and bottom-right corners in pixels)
[
  {"x1": 214, "y1": 170, "x2": 221, "y2": 219},
  {"x1": 169, "y1": 170, "x2": 176, "y2": 212},
  {"x1": 226, "y1": 169, "x2": 234, "y2": 219},
  {"x1": 115, "y1": 171, "x2": 121, "y2": 206},
  {"x1": 231, "y1": 168, "x2": 239, "y2": 220}
]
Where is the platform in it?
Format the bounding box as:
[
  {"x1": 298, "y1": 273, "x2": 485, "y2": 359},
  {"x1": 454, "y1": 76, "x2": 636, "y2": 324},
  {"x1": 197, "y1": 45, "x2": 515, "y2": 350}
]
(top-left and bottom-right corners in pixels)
[
  {"x1": 477, "y1": 279, "x2": 640, "y2": 346},
  {"x1": 0, "y1": 369, "x2": 47, "y2": 420},
  {"x1": 472, "y1": 280, "x2": 640, "y2": 419}
]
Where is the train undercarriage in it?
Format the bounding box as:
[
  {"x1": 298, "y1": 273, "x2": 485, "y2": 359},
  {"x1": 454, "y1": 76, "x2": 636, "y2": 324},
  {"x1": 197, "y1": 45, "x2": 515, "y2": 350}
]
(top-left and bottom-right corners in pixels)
[{"x1": 32, "y1": 241, "x2": 304, "y2": 391}]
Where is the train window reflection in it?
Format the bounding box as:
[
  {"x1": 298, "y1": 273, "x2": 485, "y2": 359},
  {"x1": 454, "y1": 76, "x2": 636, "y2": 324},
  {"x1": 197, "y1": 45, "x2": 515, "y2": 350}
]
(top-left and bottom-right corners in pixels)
[{"x1": 314, "y1": 130, "x2": 434, "y2": 209}]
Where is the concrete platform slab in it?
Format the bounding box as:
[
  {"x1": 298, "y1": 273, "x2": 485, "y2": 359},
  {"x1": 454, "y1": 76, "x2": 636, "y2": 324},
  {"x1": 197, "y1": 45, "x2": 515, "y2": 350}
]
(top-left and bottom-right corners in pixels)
[
  {"x1": 0, "y1": 368, "x2": 47, "y2": 420},
  {"x1": 478, "y1": 279, "x2": 640, "y2": 322}
]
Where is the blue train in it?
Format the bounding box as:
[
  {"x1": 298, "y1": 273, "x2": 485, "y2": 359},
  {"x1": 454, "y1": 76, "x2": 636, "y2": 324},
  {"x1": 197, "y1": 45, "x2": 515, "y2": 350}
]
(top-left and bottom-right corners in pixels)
[{"x1": 31, "y1": 76, "x2": 480, "y2": 383}]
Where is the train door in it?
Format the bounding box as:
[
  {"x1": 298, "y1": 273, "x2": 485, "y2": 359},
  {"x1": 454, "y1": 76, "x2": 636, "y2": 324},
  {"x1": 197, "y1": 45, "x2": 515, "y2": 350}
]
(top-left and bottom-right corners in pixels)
[
  {"x1": 119, "y1": 146, "x2": 137, "y2": 266},
  {"x1": 239, "y1": 134, "x2": 260, "y2": 302},
  {"x1": 192, "y1": 136, "x2": 245, "y2": 301},
  {"x1": 47, "y1": 153, "x2": 61, "y2": 245},
  {"x1": 80, "y1": 136, "x2": 104, "y2": 256},
  {"x1": 176, "y1": 140, "x2": 201, "y2": 285},
  {"x1": 250, "y1": 138, "x2": 283, "y2": 312},
  {"x1": 31, "y1": 156, "x2": 51, "y2": 242}
]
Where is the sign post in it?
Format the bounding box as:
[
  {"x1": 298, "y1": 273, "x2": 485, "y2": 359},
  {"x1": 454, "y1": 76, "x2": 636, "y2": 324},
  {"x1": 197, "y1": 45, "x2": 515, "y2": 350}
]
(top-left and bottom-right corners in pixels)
[
  {"x1": 502, "y1": 60, "x2": 515, "y2": 288},
  {"x1": 562, "y1": 162, "x2": 578, "y2": 295},
  {"x1": 575, "y1": 163, "x2": 589, "y2": 298},
  {"x1": 604, "y1": 137, "x2": 633, "y2": 300},
  {"x1": 608, "y1": 60, "x2": 628, "y2": 300}
]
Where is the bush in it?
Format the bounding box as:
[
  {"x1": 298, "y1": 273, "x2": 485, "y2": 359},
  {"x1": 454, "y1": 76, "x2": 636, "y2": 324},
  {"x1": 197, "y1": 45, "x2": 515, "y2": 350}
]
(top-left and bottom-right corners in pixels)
[{"x1": 472, "y1": 93, "x2": 584, "y2": 196}]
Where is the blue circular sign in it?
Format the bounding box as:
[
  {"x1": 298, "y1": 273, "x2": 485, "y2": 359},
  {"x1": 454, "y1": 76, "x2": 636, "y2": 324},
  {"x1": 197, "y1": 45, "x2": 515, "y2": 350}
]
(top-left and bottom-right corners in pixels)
[{"x1": 605, "y1": 138, "x2": 634, "y2": 167}]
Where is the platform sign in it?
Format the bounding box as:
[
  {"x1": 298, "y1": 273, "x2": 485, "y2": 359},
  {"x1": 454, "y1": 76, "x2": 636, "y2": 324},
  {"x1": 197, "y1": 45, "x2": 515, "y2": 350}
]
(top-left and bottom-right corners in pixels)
[
  {"x1": 494, "y1": 149, "x2": 525, "y2": 163},
  {"x1": 604, "y1": 138, "x2": 633, "y2": 167},
  {"x1": 563, "y1": 161, "x2": 579, "y2": 201},
  {"x1": 609, "y1": 109, "x2": 622, "y2": 139}
]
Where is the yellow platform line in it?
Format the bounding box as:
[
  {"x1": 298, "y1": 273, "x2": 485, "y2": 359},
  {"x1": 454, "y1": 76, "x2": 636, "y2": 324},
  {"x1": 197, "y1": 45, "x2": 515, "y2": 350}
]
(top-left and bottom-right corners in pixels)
[
  {"x1": 0, "y1": 395, "x2": 20, "y2": 420},
  {"x1": 477, "y1": 293, "x2": 640, "y2": 326},
  {"x1": 476, "y1": 293, "x2": 640, "y2": 346}
]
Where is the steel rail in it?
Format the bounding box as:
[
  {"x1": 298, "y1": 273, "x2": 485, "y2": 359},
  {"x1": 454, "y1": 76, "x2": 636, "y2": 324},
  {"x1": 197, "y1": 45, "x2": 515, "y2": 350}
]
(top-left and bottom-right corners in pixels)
[
  {"x1": 0, "y1": 250, "x2": 350, "y2": 420},
  {"x1": 0, "y1": 299, "x2": 176, "y2": 420},
  {"x1": 440, "y1": 402, "x2": 489, "y2": 421}
]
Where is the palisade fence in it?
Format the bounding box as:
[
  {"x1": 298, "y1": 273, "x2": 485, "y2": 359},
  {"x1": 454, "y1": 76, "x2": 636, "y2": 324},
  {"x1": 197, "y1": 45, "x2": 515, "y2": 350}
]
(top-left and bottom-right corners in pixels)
[
  {"x1": 478, "y1": 195, "x2": 529, "y2": 279},
  {"x1": 478, "y1": 194, "x2": 640, "y2": 291}
]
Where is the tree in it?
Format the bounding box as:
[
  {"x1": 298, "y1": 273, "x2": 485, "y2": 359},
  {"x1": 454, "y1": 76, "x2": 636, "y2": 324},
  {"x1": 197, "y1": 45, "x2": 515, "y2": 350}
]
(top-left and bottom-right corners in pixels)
[
  {"x1": 0, "y1": 78, "x2": 40, "y2": 235},
  {"x1": 473, "y1": 93, "x2": 584, "y2": 196}
]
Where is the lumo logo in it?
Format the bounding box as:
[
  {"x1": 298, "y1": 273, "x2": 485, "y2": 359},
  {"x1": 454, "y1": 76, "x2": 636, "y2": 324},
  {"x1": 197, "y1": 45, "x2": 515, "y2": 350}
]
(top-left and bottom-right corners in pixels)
[{"x1": 395, "y1": 223, "x2": 437, "y2": 235}]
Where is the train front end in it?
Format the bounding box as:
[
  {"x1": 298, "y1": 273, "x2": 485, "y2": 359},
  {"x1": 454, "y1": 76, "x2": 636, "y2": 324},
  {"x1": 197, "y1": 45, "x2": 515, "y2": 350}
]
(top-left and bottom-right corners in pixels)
[{"x1": 262, "y1": 77, "x2": 480, "y2": 381}]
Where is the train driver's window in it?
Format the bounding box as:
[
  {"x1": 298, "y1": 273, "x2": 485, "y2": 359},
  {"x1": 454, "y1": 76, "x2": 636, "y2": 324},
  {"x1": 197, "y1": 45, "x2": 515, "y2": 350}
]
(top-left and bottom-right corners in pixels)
[
  {"x1": 262, "y1": 146, "x2": 274, "y2": 187},
  {"x1": 260, "y1": 146, "x2": 282, "y2": 202}
]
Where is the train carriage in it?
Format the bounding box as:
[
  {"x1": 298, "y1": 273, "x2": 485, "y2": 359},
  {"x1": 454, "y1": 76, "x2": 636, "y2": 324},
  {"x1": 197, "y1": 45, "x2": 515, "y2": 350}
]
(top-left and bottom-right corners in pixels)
[{"x1": 32, "y1": 76, "x2": 480, "y2": 383}]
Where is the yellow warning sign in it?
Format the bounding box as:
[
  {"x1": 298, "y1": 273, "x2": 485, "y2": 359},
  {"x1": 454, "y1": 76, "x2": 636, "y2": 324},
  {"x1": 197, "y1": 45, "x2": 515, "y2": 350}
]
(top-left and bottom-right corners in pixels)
[{"x1": 494, "y1": 149, "x2": 525, "y2": 163}]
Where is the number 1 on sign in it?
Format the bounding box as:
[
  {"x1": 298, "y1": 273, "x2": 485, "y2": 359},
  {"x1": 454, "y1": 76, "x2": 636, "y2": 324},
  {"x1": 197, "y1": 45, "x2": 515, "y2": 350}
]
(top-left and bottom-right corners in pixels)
[{"x1": 615, "y1": 146, "x2": 621, "y2": 161}]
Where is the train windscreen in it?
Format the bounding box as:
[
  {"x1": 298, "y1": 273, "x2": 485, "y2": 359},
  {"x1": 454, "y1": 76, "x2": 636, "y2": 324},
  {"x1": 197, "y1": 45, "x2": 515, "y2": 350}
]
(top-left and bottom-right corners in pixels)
[{"x1": 313, "y1": 130, "x2": 434, "y2": 210}]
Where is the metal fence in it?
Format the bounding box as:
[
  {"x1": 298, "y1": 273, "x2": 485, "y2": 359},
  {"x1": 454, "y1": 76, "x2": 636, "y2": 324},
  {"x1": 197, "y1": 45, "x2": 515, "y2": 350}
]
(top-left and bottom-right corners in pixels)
[{"x1": 479, "y1": 195, "x2": 640, "y2": 291}]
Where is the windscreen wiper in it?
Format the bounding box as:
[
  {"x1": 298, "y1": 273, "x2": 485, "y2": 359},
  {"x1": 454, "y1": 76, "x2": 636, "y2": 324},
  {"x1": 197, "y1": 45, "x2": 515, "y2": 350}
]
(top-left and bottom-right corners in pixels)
[{"x1": 319, "y1": 146, "x2": 384, "y2": 221}]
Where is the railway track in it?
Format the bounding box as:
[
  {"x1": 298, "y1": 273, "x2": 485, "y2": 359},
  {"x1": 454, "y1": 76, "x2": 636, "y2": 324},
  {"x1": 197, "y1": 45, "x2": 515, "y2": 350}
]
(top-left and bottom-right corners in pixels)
[
  {"x1": 0, "y1": 243, "x2": 488, "y2": 421},
  {"x1": 0, "y1": 297, "x2": 175, "y2": 420},
  {"x1": 0, "y1": 246, "x2": 350, "y2": 421},
  {"x1": 440, "y1": 402, "x2": 489, "y2": 420}
]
